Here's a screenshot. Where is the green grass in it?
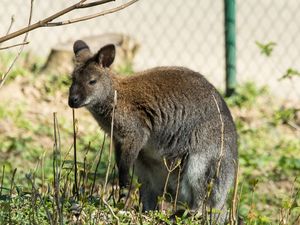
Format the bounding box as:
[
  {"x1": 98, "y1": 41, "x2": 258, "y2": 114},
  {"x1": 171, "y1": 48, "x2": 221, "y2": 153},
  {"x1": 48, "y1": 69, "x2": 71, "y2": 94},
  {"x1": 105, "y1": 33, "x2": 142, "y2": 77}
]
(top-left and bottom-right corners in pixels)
[{"x1": 0, "y1": 55, "x2": 299, "y2": 224}]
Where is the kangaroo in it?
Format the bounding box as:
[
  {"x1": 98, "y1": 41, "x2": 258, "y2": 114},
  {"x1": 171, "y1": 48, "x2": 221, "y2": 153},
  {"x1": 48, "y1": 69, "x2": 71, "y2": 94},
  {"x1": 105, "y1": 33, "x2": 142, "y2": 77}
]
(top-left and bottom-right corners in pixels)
[{"x1": 68, "y1": 40, "x2": 238, "y2": 223}]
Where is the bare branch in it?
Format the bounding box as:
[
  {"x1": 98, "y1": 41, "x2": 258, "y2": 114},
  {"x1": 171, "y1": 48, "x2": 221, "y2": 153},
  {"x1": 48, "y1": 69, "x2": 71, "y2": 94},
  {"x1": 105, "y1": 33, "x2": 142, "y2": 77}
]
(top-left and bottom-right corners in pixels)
[
  {"x1": 173, "y1": 164, "x2": 181, "y2": 211},
  {"x1": 5, "y1": 16, "x2": 15, "y2": 36},
  {"x1": 0, "y1": 0, "x2": 138, "y2": 88},
  {"x1": 72, "y1": 109, "x2": 79, "y2": 200},
  {"x1": 0, "y1": 0, "x2": 87, "y2": 43},
  {"x1": 79, "y1": 0, "x2": 115, "y2": 8},
  {"x1": 47, "y1": 0, "x2": 138, "y2": 26},
  {"x1": 0, "y1": 41, "x2": 30, "y2": 51},
  {"x1": 0, "y1": 0, "x2": 34, "y2": 88},
  {"x1": 0, "y1": 16, "x2": 15, "y2": 48},
  {"x1": 0, "y1": 0, "x2": 140, "y2": 43},
  {"x1": 90, "y1": 133, "x2": 106, "y2": 197}
]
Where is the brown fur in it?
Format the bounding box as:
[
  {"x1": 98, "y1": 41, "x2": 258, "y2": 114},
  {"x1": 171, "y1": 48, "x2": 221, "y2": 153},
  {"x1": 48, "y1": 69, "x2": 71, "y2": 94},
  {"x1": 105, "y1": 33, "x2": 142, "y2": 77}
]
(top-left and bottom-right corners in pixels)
[{"x1": 68, "y1": 41, "x2": 238, "y2": 223}]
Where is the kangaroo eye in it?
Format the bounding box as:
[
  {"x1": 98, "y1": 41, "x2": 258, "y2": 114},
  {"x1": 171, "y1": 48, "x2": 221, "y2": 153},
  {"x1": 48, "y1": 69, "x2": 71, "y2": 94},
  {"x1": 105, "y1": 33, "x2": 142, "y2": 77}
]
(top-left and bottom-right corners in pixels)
[{"x1": 88, "y1": 79, "x2": 97, "y2": 85}]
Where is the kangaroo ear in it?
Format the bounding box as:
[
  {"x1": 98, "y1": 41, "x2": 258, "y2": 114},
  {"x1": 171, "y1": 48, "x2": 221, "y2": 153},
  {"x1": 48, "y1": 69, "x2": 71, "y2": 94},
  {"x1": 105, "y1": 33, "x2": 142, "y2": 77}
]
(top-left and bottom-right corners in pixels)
[
  {"x1": 96, "y1": 44, "x2": 115, "y2": 68},
  {"x1": 73, "y1": 40, "x2": 92, "y2": 64}
]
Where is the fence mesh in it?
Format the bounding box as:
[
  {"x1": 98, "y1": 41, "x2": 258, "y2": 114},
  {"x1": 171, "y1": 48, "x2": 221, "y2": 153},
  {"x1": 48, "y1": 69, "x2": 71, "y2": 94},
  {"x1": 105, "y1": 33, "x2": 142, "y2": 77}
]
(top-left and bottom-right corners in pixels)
[{"x1": 1, "y1": 0, "x2": 300, "y2": 101}]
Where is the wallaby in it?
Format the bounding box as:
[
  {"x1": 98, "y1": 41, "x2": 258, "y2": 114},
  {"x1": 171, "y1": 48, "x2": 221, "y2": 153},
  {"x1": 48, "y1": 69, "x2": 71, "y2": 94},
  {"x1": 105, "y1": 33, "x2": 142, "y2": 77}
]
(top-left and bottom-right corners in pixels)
[{"x1": 68, "y1": 40, "x2": 238, "y2": 223}]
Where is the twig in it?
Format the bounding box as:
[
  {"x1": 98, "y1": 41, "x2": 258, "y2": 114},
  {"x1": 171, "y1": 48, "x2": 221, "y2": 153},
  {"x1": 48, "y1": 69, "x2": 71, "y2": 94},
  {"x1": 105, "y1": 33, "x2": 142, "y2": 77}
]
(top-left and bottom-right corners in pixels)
[
  {"x1": 102, "y1": 197, "x2": 120, "y2": 225},
  {"x1": 82, "y1": 142, "x2": 91, "y2": 196},
  {"x1": 41, "y1": 151, "x2": 46, "y2": 195},
  {"x1": 161, "y1": 157, "x2": 181, "y2": 211},
  {"x1": 229, "y1": 161, "x2": 239, "y2": 225},
  {"x1": 29, "y1": 172, "x2": 37, "y2": 224},
  {"x1": 61, "y1": 144, "x2": 74, "y2": 171},
  {"x1": 0, "y1": 0, "x2": 89, "y2": 43},
  {"x1": 103, "y1": 90, "x2": 117, "y2": 196},
  {"x1": 5, "y1": 16, "x2": 15, "y2": 36},
  {"x1": 72, "y1": 109, "x2": 79, "y2": 200},
  {"x1": 9, "y1": 168, "x2": 17, "y2": 194},
  {"x1": 53, "y1": 112, "x2": 63, "y2": 225},
  {"x1": 173, "y1": 164, "x2": 182, "y2": 211},
  {"x1": 90, "y1": 133, "x2": 106, "y2": 196},
  {"x1": 212, "y1": 94, "x2": 225, "y2": 178},
  {"x1": 279, "y1": 178, "x2": 299, "y2": 224},
  {"x1": 0, "y1": 0, "x2": 34, "y2": 88},
  {"x1": 0, "y1": 165, "x2": 5, "y2": 196},
  {"x1": 0, "y1": 0, "x2": 138, "y2": 88},
  {"x1": 0, "y1": 41, "x2": 30, "y2": 50},
  {"x1": 78, "y1": 0, "x2": 115, "y2": 8},
  {"x1": 8, "y1": 168, "x2": 17, "y2": 224},
  {"x1": 108, "y1": 163, "x2": 118, "y2": 206},
  {"x1": 287, "y1": 121, "x2": 300, "y2": 132},
  {"x1": 0, "y1": 0, "x2": 139, "y2": 43},
  {"x1": 47, "y1": 0, "x2": 138, "y2": 26},
  {"x1": 26, "y1": 174, "x2": 53, "y2": 225},
  {"x1": 0, "y1": 16, "x2": 14, "y2": 48},
  {"x1": 202, "y1": 93, "x2": 226, "y2": 223}
]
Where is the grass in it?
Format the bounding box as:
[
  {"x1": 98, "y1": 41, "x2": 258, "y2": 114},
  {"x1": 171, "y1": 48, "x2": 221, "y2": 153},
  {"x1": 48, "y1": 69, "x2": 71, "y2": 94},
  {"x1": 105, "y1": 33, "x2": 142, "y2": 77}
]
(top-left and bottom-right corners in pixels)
[{"x1": 0, "y1": 55, "x2": 299, "y2": 224}]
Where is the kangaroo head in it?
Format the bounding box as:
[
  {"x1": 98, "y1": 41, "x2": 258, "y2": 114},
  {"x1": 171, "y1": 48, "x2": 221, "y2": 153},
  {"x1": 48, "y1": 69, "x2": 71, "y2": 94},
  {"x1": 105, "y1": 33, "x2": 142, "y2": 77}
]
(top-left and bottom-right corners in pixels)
[{"x1": 68, "y1": 40, "x2": 116, "y2": 108}]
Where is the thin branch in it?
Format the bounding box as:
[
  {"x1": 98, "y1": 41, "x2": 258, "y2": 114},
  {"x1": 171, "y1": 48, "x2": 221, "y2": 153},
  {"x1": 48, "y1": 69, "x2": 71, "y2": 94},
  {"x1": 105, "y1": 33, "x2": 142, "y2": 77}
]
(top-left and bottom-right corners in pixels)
[
  {"x1": 0, "y1": 0, "x2": 34, "y2": 88},
  {"x1": 82, "y1": 142, "x2": 92, "y2": 194},
  {"x1": 8, "y1": 168, "x2": 17, "y2": 224},
  {"x1": 0, "y1": 41, "x2": 30, "y2": 51},
  {"x1": 0, "y1": 165, "x2": 5, "y2": 196},
  {"x1": 0, "y1": 0, "x2": 140, "y2": 43},
  {"x1": 90, "y1": 133, "x2": 106, "y2": 197},
  {"x1": 212, "y1": 94, "x2": 225, "y2": 178},
  {"x1": 202, "y1": 93, "x2": 226, "y2": 223},
  {"x1": 173, "y1": 164, "x2": 181, "y2": 211},
  {"x1": 5, "y1": 16, "x2": 15, "y2": 36},
  {"x1": 47, "y1": 0, "x2": 138, "y2": 26},
  {"x1": 0, "y1": 0, "x2": 138, "y2": 88},
  {"x1": 0, "y1": 164, "x2": 5, "y2": 196},
  {"x1": 53, "y1": 112, "x2": 63, "y2": 225},
  {"x1": 161, "y1": 157, "x2": 181, "y2": 211},
  {"x1": 0, "y1": 16, "x2": 14, "y2": 48},
  {"x1": 103, "y1": 90, "x2": 117, "y2": 196},
  {"x1": 79, "y1": 0, "x2": 114, "y2": 8},
  {"x1": 0, "y1": 0, "x2": 87, "y2": 43},
  {"x1": 102, "y1": 197, "x2": 120, "y2": 225},
  {"x1": 72, "y1": 109, "x2": 79, "y2": 200},
  {"x1": 287, "y1": 121, "x2": 300, "y2": 132},
  {"x1": 229, "y1": 161, "x2": 239, "y2": 225}
]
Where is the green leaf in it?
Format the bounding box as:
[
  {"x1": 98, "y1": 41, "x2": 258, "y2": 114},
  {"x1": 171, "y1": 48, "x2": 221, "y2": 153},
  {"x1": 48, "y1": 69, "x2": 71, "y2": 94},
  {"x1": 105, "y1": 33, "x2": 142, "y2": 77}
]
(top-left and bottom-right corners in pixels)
[
  {"x1": 255, "y1": 41, "x2": 276, "y2": 57},
  {"x1": 279, "y1": 68, "x2": 300, "y2": 81}
]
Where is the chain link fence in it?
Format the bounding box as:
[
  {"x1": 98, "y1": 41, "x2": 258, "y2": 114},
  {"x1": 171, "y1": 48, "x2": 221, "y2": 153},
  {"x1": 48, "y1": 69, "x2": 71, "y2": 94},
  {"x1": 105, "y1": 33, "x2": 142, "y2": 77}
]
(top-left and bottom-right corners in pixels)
[{"x1": 1, "y1": 0, "x2": 300, "y2": 101}]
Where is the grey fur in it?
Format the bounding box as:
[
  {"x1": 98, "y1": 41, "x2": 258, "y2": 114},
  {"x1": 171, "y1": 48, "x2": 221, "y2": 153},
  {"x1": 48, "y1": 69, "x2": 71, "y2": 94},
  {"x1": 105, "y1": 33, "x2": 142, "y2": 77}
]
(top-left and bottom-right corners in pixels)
[{"x1": 68, "y1": 40, "x2": 238, "y2": 223}]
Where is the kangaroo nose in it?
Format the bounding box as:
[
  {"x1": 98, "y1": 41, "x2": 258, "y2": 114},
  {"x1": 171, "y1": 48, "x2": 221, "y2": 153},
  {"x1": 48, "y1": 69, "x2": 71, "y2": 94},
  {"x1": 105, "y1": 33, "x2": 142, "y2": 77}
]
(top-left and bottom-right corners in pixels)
[
  {"x1": 69, "y1": 95, "x2": 80, "y2": 108},
  {"x1": 72, "y1": 96, "x2": 79, "y2": 103}
]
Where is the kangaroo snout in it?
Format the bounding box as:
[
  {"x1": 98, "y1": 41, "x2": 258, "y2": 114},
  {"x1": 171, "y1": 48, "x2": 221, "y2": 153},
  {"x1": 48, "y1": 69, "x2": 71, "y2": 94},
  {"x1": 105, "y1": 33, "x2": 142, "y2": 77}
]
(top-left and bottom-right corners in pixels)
[
  {"x1": 68, "y1": 82, "x2": 91, "y2": 108},
  {"x1": 68, "y1": 95, "x2": 81, "y2": 108}
]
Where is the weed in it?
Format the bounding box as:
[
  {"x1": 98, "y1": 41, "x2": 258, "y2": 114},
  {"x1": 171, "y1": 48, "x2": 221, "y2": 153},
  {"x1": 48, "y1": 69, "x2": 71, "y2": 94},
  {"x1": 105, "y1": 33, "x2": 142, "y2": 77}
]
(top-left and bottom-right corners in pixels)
[{"x1": 225, "y1": 82, "x2": 268, "y2": 108}]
